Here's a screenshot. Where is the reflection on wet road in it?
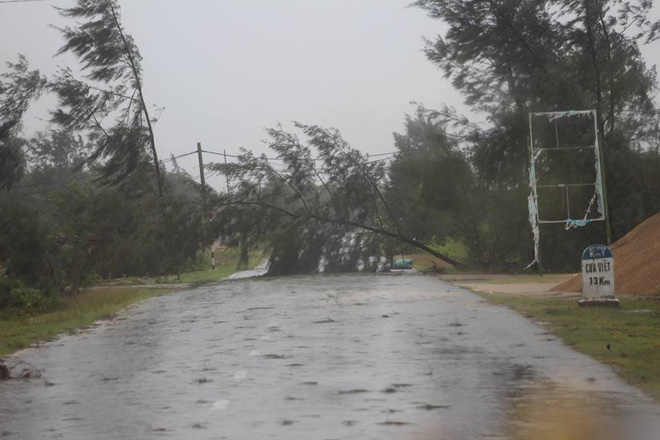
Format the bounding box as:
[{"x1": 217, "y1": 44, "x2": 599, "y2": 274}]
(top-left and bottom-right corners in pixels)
[{"x1": 1, "y1": 274, "x2": 659, "y2": 439}]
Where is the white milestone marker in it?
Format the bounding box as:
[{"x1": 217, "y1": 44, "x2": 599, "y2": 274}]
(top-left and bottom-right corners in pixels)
[{"x1": 580, "y1": 244, "x2": 619, "y2": 307}]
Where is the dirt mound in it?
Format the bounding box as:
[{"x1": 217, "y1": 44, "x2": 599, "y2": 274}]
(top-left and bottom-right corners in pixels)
[{"x1": 553, "y1": 212, "x2": 660, "y2": 295}]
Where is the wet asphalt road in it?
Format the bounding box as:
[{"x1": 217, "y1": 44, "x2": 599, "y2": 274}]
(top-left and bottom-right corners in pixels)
[{"x1": 1, "y1": 273, "x2": 659, "y2": 439}]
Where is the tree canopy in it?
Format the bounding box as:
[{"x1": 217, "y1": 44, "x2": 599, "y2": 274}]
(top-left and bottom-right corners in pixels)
[
  {"x1": 207, "y1": 123, "x2": 461, "y2": 275},
  {"x1": 0, "y1": 56, "x2": 47, "y2": 189},
  {"x1": 411, "y1": 0, "x2": 660, "y2": 270},
  {"x1": 50, "y1": 0, "x2": 163, "y2": 195}
]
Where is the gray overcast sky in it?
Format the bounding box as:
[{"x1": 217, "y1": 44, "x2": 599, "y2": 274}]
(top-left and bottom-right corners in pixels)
[{"x1": 1, "y1": 0, "x2": 659, "y2": 191}]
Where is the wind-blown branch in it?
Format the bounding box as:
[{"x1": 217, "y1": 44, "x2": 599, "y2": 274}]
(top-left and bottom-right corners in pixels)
[
  {"x1": 215, "y1": 199, "x2": 462, "y2": 267},
  {"x1": 296, "y1": 123, "x2": 403, "y2": 236}
]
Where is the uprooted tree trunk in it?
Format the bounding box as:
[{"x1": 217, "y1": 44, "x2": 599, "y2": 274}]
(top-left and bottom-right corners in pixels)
[{"x1": 236, "y1": 231, "x2": 250, "y2": 270}]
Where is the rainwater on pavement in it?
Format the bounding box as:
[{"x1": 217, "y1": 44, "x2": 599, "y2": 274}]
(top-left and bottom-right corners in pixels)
[{"x1": 1, "y1": 273, "x2": 659, "y2": 439}]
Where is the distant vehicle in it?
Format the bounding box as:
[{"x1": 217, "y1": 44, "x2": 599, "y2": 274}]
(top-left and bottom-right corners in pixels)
[{"x1": 393, "y1": 258, "x2": 413, "y2": 270}]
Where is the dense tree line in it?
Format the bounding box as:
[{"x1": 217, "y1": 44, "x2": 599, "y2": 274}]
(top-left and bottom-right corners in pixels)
[
  {"x1": 0, "y1": 0, "x2": 215, "y2": 312},
  {"x1": 207, "y1": 124, "x2": 452, "y2": 276},
  {"x1": 214, "y1": 0, "x2": 660, "y2": 274},
  {"x1": 390, "y1": 0, "x2": 660, "y2": 271},
  {"x1": 0, "y1": 128, "x2": 215, "y2": 310},
  {"x1": 3, "y1": 0, "x2": 660, "y2": 303}
]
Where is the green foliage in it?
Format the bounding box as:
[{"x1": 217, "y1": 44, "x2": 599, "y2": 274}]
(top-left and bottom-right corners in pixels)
[
  {"x1": 413, "y1": 0, "x2": 660, "y2": 270},
  {"x1": 1, "y1": 128, "x2": 215, "y2": 300},
  {"x1": 0, "y1": 276, "x2": 60, "y2": 319},
  {"x1": 0, "y1": 287, "x2": 167, "y2": 357},
  {"x1": 0, "y1": 278, "x2": 16, "y2": 310},
  {"x1": 51, "y1": 0, "x2": 163, "y2": 193},
  {"x1": 429, "y1": 238, "x2": 468, "y2": 264},
  {"x1": 387, "y1": 107, "x2": 472, "y2": 241},
  {"x1": 5, "y1": 288, "x2": 59, "y2": 318},
  {"x1": 485, "y1": 294, "x2": 660, "y2": 399},
  {"x1": 386, "y1": 107, "x2": 530, "y2": 270},
  {"x1": 27, "y1": 129, "x2": 87, "y2": 171},
  {"x1": 209, "y1": 123, "x2": 398, "y2": 276},
  {"x1": 0, "y1": 55, "x2": 47, "y2": 189},
  {"x1": 54, "y1": 0, "x2": 142, "y2": 85}
]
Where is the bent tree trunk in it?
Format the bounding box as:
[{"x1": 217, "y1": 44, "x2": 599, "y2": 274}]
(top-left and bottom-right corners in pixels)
[
  {"x1": 219, "y1": 201, "x2": 463, "y2": 268},
  {"x1": 237, "y1": 231, "x2": 250, "y2": 270}
]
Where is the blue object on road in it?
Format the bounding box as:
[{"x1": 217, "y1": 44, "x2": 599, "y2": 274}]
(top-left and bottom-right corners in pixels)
[{"x1": 393, "y1": 258, "x2": 413, "y2": 269}]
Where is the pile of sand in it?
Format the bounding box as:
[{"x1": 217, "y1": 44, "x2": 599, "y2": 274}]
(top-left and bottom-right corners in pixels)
[{"x1": 553, "y1": 212, "x2": 660, "y2": 295}]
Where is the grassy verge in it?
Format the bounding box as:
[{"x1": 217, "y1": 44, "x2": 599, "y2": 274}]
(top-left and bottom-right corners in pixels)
[
  {"x1": 93, "y1": 248, "x2": 264, "y2": 287},
  {"x1": 1, "y1": 249, "x2": 266, "y2": 358},
  {"x1": 484, "y1": 293, "x2": 660, "y2": 399},
  {"x1": 0, "y1": 287, "x2": 169, "y2": 357},
  {"x1": 176, "y1": 249, "x2": 264, "y2": 284}
]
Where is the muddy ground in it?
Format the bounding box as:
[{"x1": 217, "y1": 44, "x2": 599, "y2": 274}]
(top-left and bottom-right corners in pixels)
[
  {"x1": 1, "y1": 273, "x2": 658, "y2": 439},
  {"x1": 441, "y1": 274, "x2": 578, "y2": 298}
]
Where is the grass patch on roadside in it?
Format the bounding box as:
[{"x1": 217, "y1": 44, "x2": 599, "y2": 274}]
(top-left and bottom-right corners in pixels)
[
  {"x1": 1, "y1": 248, "x2": 266, "y2": 358},
  {"x1": 94, "y1": 248, "x2": 265, "y2": 287},
  {"x1": 176, "y1": 248, "x2": 264, "y2": 284},
  {"x1": 485, "y1": 294, "x2": 660, "y2": 399},
  {"x1": 0, "y1": 288, "x2": 170, "y2": 357},
  {"x1": 177, "y1": 264, "x2": 239, "y2": 284}
]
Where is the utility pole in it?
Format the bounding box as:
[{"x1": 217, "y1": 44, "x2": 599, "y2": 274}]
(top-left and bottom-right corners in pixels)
[
  {"x1": 197, "y1": 142, "x2": 207, "y2": 209},
  {"x1": 224, "y1": 149, "x2": 230, "y2": 193},
  {"x1": 197, "y1": 142, "x2": 215, "y2": 271}
]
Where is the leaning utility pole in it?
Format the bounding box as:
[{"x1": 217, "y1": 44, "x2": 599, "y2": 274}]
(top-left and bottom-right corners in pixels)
[
  {"x1": 197, "y1": 142, "x2": 207, "y2": 209},
  {"x1": 197, "y1": 142, "x2": 215, "y2": 270},
  {"x1": 224, "y1": 149, "x2": 230, "y2": 193}
]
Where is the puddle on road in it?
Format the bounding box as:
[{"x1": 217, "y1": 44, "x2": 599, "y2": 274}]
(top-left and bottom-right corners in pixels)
[
  {"x1": 487, "y1": 360, "x2": 656, "y2": 440},
  {"x1": 503, "y1": 382, "x2": 625, "y2": 440}
]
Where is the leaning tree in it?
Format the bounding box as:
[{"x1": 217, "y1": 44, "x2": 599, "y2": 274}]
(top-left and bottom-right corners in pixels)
[
  {"x1": 413, "y1": 0, "x2": 660, "y2": 269},
  {"x1": 0, "y1": 56, "x2": 47, "y2": 190},
  {"x1": 207, "y1": 123, "x2": 462, "y2": 275},
  {"x1": 50, "y1": 0, "x2": 163, "y2": 196}
]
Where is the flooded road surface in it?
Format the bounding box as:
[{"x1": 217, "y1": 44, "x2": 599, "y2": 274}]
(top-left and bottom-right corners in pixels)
[{"x1": 1, "y1": 273, "x2": 659, "y2": 439}]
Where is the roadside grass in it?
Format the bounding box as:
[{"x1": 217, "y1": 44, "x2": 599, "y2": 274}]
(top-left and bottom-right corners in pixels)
[
  {"x1": 177, "y1": 264, "x2": 239, "y2": 284},
  {"x1": 93, "y1": 247, "x2": 264, "y2": 287},
  {"x1": 1, "y1": 248, "x2": 266, "y2": 358},
  {"x1": 0, "y1": 287, "x2": 168, "y2": 357},
  {"x1": 484, "y1": 293, "x2": 660, "y2": 399},
  {"x1": 177, "y1": 248, "x2": 264, "y2": 284},
  {"x1": 401, "y1": 240, "x2": 467, "y2": 273}
]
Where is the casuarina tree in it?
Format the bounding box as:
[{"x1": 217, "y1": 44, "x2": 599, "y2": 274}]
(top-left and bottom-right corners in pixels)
[
  {"x1": 413, "y1": 0, "x2": 660, "y2": 270},
  {"x1": 207, "y1": 123, "x2": 462, "y2": 275},
  {"x1": 50, "y1": 0, "x2": 163, "y2": 196},
  {"x1": 0, "y1": 56, "x2": 47, "y2": 189}
]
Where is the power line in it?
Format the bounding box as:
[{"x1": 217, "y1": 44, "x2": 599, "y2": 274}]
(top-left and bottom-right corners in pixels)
[
  {"x1": 367, "y1": 152, "x2": 396, "y2": 157},
  {"x1": 367, "y1": 156, "x2": 394, "y2": 164},
  {"x1": 0, "y1": 0, "x2": 56, "y2": 4},
  {"x1": 159, "y1": 150, "x2": 197, "y2": 164},
  {"x1": 200, "y1": 148, "x2": 395, "y2": 163}
]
